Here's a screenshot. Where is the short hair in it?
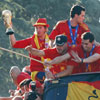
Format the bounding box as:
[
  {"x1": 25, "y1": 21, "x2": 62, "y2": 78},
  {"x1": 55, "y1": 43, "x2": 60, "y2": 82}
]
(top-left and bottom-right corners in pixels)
[
  {"x1": 10, "y1": 66, "x2": 20, "y2": 73},
  {"x1": 70, "y1": 5, "x2": 85, "y2": 18},
  {"x1": 81, "y1": 32, "x2": 94, "y2": 43},
  {"x1": 9, "y1": 66, "x2": 21, "y2": 78}
]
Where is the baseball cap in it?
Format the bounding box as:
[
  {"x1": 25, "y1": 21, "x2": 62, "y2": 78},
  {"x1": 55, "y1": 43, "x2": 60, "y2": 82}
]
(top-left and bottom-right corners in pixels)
[{"x1": 54, "y1": 35, "x2": 67, "y2": 46}]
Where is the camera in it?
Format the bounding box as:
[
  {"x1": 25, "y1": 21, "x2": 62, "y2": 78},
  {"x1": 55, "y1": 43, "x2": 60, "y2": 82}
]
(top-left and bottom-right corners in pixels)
[
  {"x1": 26, "y1": 81, "x2": 39, "y2": 100},
  {"x1": 29, "y1": 81, "x2": 36, "y2": 91},
  {"x1": 27, "y1": 91, "x2": 38, "y2": 100}
]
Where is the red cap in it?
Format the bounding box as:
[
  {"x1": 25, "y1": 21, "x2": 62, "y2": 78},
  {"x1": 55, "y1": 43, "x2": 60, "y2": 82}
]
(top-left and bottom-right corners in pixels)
[{"x1": 33, "y1": 18, "x2": 49, "y2": 27}]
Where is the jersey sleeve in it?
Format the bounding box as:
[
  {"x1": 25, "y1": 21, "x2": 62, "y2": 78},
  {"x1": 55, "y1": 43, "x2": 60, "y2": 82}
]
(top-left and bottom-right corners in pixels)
[
  {"x1": 49, "y1": 21, "x2": 61, "y2": 40},
  {"x1": 80, "y1": 22, "x2": 90, "y2": 33},
  {"x1": 68, "y1": 46, "x2": 78, "y2": 58},
  {"x1": 43, "y1": 48, "x2": 52, "y2": 58},
  {"x1": 94, "y1": 46, "x2": 100, "y2": 54},
  {"x1": 13, "y1": 37, "x2": 32, "y2": 48},
  {"x1": 67, "y1": 59, "x2": 79, "y2": 67},
  {"x1": 67, "y1": 46, "x2": 80, "y2": 67}
]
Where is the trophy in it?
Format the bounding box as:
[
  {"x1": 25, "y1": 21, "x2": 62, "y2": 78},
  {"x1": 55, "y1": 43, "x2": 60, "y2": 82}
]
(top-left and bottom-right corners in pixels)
[{"x1": 2, "y1": 10, "x2": 14, "y2": 35}]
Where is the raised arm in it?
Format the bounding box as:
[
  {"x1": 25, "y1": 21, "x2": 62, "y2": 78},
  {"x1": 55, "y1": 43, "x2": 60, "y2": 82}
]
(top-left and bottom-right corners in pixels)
[{"x1": 9, "y1": 34, "x2": 17, "y2": 46}]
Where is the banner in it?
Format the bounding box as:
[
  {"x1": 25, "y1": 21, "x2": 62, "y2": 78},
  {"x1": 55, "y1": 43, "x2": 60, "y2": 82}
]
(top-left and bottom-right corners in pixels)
[
  {"x1": 43, "y1": 72, "x2": 100, "y2": 100},
  {"x1": 66, "y1": 81, "x2": 100, "y2": 100}
]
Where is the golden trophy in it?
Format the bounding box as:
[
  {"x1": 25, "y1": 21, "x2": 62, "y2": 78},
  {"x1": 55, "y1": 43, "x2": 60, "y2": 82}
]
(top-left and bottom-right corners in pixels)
[{"x1": 2, "y1": 10, "x2": 14, "y2": 35}]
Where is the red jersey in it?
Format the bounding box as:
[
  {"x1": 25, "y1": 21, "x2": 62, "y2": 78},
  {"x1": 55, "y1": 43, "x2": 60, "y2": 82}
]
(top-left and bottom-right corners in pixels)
[
  {"x1": 68, "y1": 45, "x2": 100, "y2": 73},
  {"x1": 17, "y1": 72, "x2": 31, "y2": 86},
  {"x1": 49, "y1": 20, "x2": 90, "y2": 45},
  {"x1": 44, "y1": 47, "x2": 71, "y2": 74},
  {"x1": 13, "y1": 35, "x2": 46, "y2": 72}
]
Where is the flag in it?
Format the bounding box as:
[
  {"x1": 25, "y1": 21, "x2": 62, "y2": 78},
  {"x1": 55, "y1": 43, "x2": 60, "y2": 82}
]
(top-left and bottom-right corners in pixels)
[
  {"x1": 43, "y1": 72, "x2": 100, "y2": 100},
  {"x1": 66, "y1": 81, "x2": 100, "y2": 100}
]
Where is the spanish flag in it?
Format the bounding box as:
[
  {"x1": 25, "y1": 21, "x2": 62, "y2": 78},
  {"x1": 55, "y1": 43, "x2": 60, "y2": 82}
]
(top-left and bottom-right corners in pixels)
[
  {"x1": 43, "y1": 72, "x2": 100, "y2": 100},
  {"x1": 66, "y1": 81, "x2": 100, "y2": 100}
]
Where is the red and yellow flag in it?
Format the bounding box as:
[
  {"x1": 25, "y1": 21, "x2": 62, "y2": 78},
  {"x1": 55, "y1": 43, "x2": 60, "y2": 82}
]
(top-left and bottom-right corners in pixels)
[{"x1": 66, "y1": 81, "x2": 100, "y2": 100}]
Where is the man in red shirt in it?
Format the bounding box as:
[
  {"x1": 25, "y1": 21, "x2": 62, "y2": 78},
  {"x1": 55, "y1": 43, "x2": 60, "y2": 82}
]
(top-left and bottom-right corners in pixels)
[
  {"x1": 4, "y1": 18, "x2": 50, "y2": 82},
  {"x1": 68, "y1": 32, "x2": 100, "y2": 73},
  {"x1": 10, "y1": 66, "x2": 31, "y2": 86},
  {"x1": 45, "y1": 32, "x2": 100, "y2": 73},
  {"x1": 26, "y1": 35, "x2": 74, "y2": 79},
  {"x1": 49, "y1": 5, "x2": 90, "y2": 47}
]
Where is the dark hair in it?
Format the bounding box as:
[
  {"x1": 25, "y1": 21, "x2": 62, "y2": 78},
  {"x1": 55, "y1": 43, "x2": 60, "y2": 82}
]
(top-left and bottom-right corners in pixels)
[
  {"x1": 81, "y1": 32, "x2": 94, "y2": 43},
  {"x1": 70, "y1": 5, "x2": 85, "y2": 18}
]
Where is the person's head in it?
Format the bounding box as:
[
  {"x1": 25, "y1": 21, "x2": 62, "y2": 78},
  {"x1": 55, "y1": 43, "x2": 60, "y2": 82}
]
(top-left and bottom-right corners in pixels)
[
  {"x1": 81, "y1": 32, "x2": 94, "y2": 52},
  {"x1": 33, "y1": 18, "x2": 49, "y2": 37},
  {"x1": 54, "y1": 35, "x2": 68, "y2": 54},
  {"x1": 9, "y1": 66, "x2": 21, "y2": 85},
  {"x1": 10, "y1": 66, "x2": 21, "y2": 80},
  {"x1": 70, "y1": 5, "x2": 85, "y2": 23}
]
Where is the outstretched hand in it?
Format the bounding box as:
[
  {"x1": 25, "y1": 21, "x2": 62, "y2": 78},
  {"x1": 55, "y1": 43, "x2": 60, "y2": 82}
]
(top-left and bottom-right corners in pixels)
[
  {"x1": 25, "y1": 45, "x2": 33, "y2": 54},
  {"x1": 45, "y1": 67, "x2": 55, "y2": 80},
  {"x1": 71, "y1": 51, "x2": 82, "y2": 63},
  {"x1": 44, "y1": 60, "x2": 52, "y2": 67}
]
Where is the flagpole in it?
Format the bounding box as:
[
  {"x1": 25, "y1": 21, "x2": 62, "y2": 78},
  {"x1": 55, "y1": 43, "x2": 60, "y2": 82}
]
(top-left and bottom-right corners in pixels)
[{"x1": 0, "y1": 47, "x2": 43, "y2": 64}]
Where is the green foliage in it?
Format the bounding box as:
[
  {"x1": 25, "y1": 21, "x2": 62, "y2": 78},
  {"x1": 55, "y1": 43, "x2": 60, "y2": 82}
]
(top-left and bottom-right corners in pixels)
[{"x1": 0, "y1": 0, "x2": 100, "y2": 96}]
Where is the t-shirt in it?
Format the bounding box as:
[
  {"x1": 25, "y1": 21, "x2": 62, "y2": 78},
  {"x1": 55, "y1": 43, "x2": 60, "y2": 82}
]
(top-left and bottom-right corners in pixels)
[
  {"x1": 17, "y1": 72, "x2": 31, "y2": 85},
  {"x1": 13, "y1": 35, "x2": 47, "y2": 72},
  {"x1": 44, "y1": 47, "x2": 71, "y2": 74},
  {"x1": 49, "y1": 20, "x2": 90, "y2": 45},
  {"x1": 68, "y1": 45, "x2": 100, "y2": 73}
]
